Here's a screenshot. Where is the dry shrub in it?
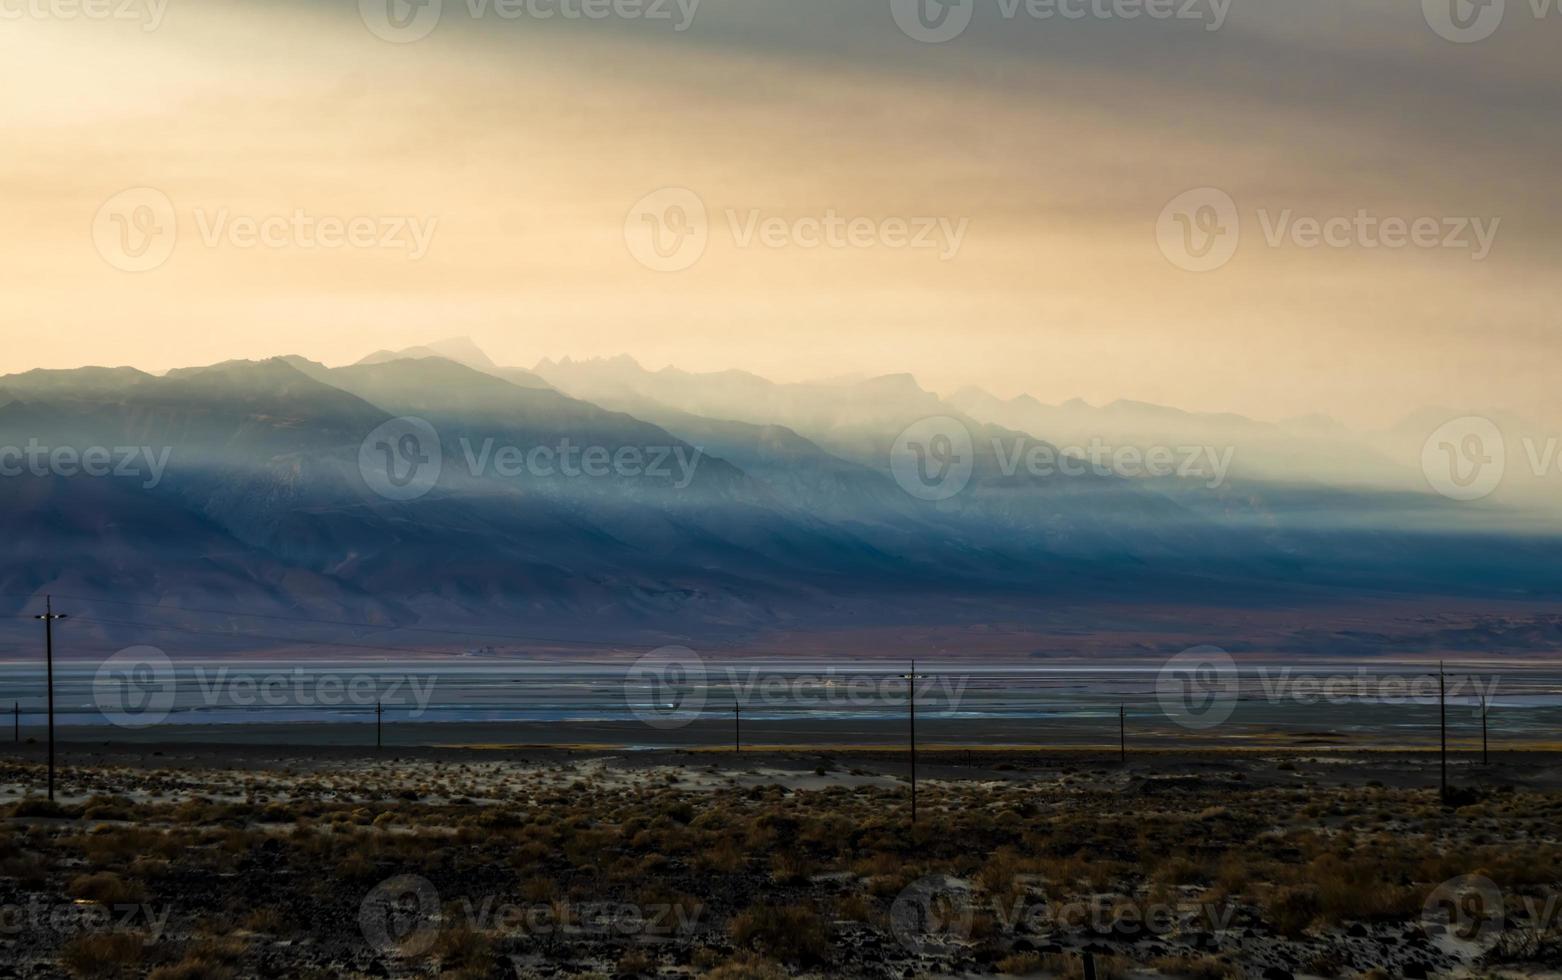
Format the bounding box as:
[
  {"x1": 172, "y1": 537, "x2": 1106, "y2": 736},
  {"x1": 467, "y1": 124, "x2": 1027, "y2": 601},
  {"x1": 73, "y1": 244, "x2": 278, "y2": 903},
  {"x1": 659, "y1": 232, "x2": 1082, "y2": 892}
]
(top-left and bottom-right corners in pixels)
[
  {"x1": 68, "y1": 872, "x2": 145, "y2": 905},
  {"x1": 729, "y1": 903, "x2": 828, "y2": 963},
  {"x1": 61, "y1": 932, "x2": 144, "y2": 979},
  {"x1": 703, "y1": 953, "x2": 789, "y2": 980},
  {"x1": 1149, "y1": 953, "x2": 1242, "y2": 979}
]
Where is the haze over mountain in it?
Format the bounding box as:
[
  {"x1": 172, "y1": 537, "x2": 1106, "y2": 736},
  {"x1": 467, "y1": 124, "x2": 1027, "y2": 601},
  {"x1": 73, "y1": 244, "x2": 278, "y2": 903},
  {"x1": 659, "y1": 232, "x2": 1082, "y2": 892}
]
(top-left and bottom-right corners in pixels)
[{"x1": 1, "y1": 340, "x2": 1557, "y2": 660}]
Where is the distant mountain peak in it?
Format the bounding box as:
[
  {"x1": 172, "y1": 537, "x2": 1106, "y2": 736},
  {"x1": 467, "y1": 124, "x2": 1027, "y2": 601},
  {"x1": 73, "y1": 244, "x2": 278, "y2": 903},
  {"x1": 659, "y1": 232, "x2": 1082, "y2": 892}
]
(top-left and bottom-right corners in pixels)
[
  {"x1": 424, "y1": 336, "x2": 495, "y2": 368},
  {"x1": 858, "y1": 372, "x2": 927, "y2": 396},
  {"x1": 1103, "y1": 398, "x2": 1190, "y2": 418},
  {"x1": 356, "y1": 337, "x2": 496, "y2": 370}
]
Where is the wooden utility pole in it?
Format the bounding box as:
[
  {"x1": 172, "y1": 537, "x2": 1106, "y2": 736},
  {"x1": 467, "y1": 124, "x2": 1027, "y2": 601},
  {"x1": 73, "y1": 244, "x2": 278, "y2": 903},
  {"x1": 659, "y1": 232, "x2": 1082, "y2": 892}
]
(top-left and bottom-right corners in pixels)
[
  {"x1": 1478, "y1": 687, "x2": 1488, "y2": 765},
  {"x1": 900, "y1": 660, "x2": 926, "y2": 824},
  {"x1": 733, "y1": 702, "x2": 741, "y2": 754},
  {"x1": 35, "y1": 596, "x2": 66, "y2": 802},
  {"x1": 376, "y1": 699, "x2": 382, "y2": 750},
  {"x1": 1119, "y1": 704, "x2": 1126, "y2": 763},
  {"x1": 1439, "y1": 662, "x2": 1448, "y2": 797},
  {"x1": 12, "y1": 701, "x2": 17, "y2": 743}
]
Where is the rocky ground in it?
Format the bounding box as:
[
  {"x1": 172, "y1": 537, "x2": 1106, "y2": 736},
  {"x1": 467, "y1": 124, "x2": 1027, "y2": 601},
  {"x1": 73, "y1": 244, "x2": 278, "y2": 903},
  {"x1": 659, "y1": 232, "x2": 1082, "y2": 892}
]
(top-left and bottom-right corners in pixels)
[{"x1": 0, "y1": 742, "x2": 1557, "y2": 978}]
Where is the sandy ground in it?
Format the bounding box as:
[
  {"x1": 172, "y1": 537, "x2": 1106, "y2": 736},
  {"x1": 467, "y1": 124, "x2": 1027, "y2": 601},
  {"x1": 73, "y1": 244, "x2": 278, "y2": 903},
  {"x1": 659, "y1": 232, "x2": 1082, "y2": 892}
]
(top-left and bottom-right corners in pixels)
[
  {"x1": 0, "y1": 741, "x2": 1558, "y2": 978},
  {"x1": 4, "y1": 736, "x2": 1562, "y2": 800}
]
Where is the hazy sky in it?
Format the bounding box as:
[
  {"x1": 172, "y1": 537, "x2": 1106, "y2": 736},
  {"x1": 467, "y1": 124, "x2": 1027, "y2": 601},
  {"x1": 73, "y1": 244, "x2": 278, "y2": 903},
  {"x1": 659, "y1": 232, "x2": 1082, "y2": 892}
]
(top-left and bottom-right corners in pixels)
[{"x1": 2, "y1": 0, "x2": 1557, "y2": 427}]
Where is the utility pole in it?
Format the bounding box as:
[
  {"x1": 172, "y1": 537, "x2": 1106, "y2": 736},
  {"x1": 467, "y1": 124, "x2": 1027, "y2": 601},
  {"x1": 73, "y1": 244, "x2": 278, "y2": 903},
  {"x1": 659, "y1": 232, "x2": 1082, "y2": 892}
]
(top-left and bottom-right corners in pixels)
[
  {"x1": 12, "y1": 701, "x2": 17, "y2": 743},
  {"x1": 899, "y1": 660, "x2": 926, "y2": 824},
  {"x1": 35, "y1": 596, "x2": 66, "y2": 802},
  {"x1": 733, "y1": 702, "x2": 741, "y2": 754},
  {"x1": 1439, "y1": 662, "x2": 1448, "y2": 798},
  {"x1": 376, "y1": 699, "x2": 382, "y2": 750},
  {"x1": 1119, "y1": 704, "x2": 1126, "y2": 763},
  {"x1": 1478, "y1": 687, "x2": 1488, "y2": 765}
]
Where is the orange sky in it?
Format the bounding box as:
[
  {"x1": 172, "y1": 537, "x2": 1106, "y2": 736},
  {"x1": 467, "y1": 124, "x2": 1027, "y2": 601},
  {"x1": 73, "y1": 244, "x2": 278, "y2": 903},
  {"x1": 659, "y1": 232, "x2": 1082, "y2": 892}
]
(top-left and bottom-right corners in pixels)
[{"x1": 1, "y1": 0, "x2": 1557, "y2": 428}]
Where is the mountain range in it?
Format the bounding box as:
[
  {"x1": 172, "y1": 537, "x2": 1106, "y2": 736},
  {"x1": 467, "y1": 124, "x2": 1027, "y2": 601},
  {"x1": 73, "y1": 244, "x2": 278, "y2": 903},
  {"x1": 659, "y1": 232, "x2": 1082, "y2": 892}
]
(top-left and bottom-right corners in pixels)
[{"x1": 1, "y1": 339, "x2": 1557, "y2": 659}]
